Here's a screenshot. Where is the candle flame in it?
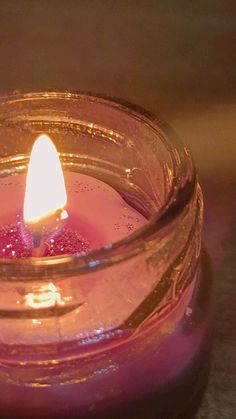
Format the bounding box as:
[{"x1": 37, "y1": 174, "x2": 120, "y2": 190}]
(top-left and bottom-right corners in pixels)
[{"x1": 24, "y1": 134, "x2": 67, "y2": 223}]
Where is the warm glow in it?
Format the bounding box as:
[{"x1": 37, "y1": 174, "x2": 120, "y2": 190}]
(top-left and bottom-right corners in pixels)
[
  {"x1": 24, "y1": 134, "x2": 67, "y2": 223},
  {"x1": 26, "y1": 283, "x2": 65, "y2": 309}
]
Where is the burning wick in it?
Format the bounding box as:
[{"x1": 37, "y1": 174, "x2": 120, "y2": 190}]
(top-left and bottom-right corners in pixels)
[{"x1": 23, "y1": 134, "x2": 68, "y2": 256}]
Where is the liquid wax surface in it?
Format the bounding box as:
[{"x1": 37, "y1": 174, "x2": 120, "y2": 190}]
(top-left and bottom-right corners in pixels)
[{"x1": 0, "y1": 171, "x2": 147, "y2": 258}]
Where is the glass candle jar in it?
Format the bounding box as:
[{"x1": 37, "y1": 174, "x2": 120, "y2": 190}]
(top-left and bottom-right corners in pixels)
[{"x1": 0, "y1": 91, "x2": 212, "y2": 419}]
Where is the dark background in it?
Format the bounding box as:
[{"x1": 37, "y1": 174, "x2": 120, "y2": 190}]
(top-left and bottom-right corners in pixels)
[{"x1": 0, "y1": 1, "x2": 235, "y2": 417}]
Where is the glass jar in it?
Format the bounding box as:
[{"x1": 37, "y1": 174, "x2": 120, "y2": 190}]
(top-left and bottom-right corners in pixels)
[{"x1": 0, "y1": 91, "x2": 212, "y2": 419}]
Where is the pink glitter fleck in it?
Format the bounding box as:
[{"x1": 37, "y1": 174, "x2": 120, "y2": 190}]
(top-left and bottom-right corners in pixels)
[
  {"x1": 44, "y1": 227, "x2": 90, "y2": 257},
  {"x1": 126, "y1": 223, "x2": 134, "y2": 232}
]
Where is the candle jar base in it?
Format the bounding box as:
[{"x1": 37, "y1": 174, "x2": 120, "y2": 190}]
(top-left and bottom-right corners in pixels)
[
  {"x1": 87, "y1": 252, "x2": 213, "y2": 419},
  {"x1": 92, "y1": 351, "x2": 210, "y2": 419},
  {"x1": 0, "y1": 251, "x2": 213, "y2": 419}
]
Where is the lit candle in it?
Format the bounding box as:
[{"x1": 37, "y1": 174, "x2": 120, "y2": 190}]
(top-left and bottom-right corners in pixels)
[
  {"x1": 0, "y1": 91, "x2": 212, "y2": 419},
  {"x1": 0, "y1": 134, "x2": 147, "y2": 259}
]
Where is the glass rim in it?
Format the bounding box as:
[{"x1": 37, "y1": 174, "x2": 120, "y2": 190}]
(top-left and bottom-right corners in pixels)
[{"x1": 0, "y1": 89, "x2": 196, "y2": 280}]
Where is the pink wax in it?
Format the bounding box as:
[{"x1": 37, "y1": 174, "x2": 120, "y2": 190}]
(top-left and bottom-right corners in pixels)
[
  {"x1": 0, "y1": 172, "x2": 211, "y2": 419},
  {"x1": 0, "y1": 172, "x2": 147, "y2": 258},
  {"x1": 0, "y1": 269, "x2": 211, "y2": 419}
]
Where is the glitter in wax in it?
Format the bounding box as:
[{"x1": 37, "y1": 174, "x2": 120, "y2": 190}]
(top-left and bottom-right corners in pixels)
[{"x1": 0, "y1": 223, "x2": 90, "y2": 258}]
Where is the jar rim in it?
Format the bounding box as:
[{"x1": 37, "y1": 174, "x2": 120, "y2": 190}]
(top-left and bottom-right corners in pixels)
[{"x1": 0, "y1": 89, "x2": 196, "y2": 280}]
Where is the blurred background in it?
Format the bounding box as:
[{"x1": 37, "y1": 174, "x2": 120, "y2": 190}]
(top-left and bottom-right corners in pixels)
[{"x1": 0, "y1": 1, "x2": 235, "y2": 417}]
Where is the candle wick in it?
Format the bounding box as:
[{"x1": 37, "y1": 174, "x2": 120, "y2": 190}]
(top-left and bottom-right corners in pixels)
[
  {"x1": 30, "y1": 209, "x2": 68, "y2": 257},
  {"x1": 32, "y1": 227, "x2": 44, "y2": 257},
  {"x1": 33, "y1": 231, "x2": 41, "y2": 248}
]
